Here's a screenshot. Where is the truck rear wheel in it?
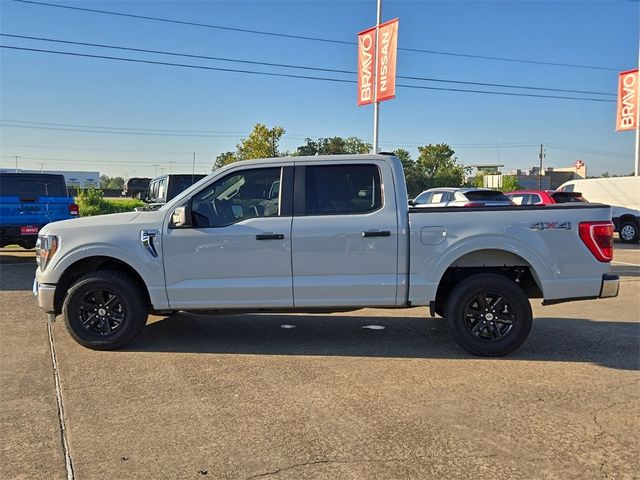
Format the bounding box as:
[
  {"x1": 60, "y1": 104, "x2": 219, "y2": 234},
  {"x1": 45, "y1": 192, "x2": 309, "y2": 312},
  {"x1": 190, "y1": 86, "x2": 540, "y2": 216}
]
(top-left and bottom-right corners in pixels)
[
  {"x1": 445, "y1": 273, "x2": 532, "y2": 357},
  {"x1": 62, "y1": 270, "x2": 148, "y2": 350}
]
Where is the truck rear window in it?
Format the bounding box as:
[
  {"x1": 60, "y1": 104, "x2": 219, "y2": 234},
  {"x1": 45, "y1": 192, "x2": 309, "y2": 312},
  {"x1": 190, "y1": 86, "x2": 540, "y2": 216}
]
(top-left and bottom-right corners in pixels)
[
  {"x1": 0, "y1": 174, "x2": 66, "y2": 196},
  {"x1": 465, "y1": 190, "x2": 510, "y2": 201},
  {"x1": 550, "y1": 192, "x2": 586, "y2": 203}
]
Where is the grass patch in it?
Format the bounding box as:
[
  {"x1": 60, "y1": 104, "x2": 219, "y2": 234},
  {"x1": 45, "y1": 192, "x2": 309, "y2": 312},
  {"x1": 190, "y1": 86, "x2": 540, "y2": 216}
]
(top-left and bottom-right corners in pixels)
[{"x1": 76, "y1": 188, "x2": 144, "y2": 216}]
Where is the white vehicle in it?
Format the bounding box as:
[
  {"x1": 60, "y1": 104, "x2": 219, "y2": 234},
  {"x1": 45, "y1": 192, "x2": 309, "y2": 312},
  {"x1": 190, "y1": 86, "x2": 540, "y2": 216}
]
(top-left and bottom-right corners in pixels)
[
  {"x1": 411, "y1": 187, "x2": 513, "y2": 208},
  {"x1": 557, "y1": 176, "x2": 640, "y2": 243},
  {"x1": 34, "y1": 154, "x2": 619, "y2": 356}
]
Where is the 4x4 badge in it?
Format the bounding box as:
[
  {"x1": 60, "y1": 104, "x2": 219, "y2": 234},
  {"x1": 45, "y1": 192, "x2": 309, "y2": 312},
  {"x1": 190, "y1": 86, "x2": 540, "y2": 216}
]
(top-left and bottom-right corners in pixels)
[{"x1": 530, "y1": 222, "x2": 572, "y2": 231}]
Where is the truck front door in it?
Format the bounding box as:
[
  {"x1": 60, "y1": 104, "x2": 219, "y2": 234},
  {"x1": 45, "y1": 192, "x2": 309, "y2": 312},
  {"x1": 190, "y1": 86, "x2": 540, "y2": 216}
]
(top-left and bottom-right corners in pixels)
[{"x1": 163, "y1": 165, "x2": 294, "y2": 309}]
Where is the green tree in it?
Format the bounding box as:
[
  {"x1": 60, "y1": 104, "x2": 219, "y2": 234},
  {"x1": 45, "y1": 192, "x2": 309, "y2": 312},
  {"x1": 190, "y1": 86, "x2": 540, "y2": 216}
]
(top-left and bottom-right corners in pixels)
[
  {"x1": 393, "y1": 148, "x2": 422, "y2": 197},
  {"x1": 236, "y1": 123, "x2": 285, "y2": 160},
  {"x1": 295, "y1": 136, "x2": 372, "y2": 156},
  {"x1": 500, "y1": 175, "x2": 521, "y2": 192},
  {"x1": 413, "y1": 143, "x2": 467, "y2": 193},
  {"x1": 99, "y1": 175, "x2": 111, "y2": 189},
  {"x1": 343, "y1": 137, "x2": 371, "y2": 154},
  {"x1": 106, "y1": 176, "x2": 125, "y2": 190},
  {"x1": 472, "y1": 171, "x2": 486, "y2": 188},
  {"x1": 295, "y1": 138, "x2": 319, "y2": 156},
  {"x1": 213, "y1": 151, "x2": 237, "y2": 170}
]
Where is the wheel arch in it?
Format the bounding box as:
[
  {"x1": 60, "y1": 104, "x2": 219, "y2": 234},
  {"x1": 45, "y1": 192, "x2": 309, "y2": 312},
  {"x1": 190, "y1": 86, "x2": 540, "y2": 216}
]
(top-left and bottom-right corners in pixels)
[
  {"x1": 433, "y1": 249, "x2": 543, "y2": 311},
  {"x1": 54, "y1": 256, "x2": 151, "y2": 314}
]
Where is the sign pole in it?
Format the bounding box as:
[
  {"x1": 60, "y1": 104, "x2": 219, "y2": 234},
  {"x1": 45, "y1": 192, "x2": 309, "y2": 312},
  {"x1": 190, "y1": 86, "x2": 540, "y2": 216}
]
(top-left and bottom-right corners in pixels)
[{"x1": 372, "y1": 0, "x2": 382, "y2": 154}]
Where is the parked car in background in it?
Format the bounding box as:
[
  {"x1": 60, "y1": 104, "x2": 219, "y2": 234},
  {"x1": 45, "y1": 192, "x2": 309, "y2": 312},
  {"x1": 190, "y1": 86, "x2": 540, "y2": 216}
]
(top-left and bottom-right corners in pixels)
[
  {"x1": 410, "y1": 187, "x2": 513, "y2": 208},
  {"x1": 0, "y1": 172, "x2": 78, "y2": 249},
  {"x1": 557, "y1": 177, "x2": 640, "y2": 244},
  {"x1": 506, "y1": 189, "x2": 586, "y2": 206},
  {"x1": 122, "y1": 177, "x2": 151, "y2": 198},
  {"x1": 138, "y1": 174, "x2": 206, "y2": 211}
]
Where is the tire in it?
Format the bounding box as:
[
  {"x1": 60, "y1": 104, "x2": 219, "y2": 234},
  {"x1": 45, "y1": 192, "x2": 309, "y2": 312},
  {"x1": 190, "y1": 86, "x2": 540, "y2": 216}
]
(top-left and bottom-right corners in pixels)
[
  {"x1": 20, "y1": 239, "x2": 37, "y2": 249},
  {"x1": 618, "y1": 219, "x2": 639, "y2": 244},
  {"x1": 62, "y1": 270, "x2": 148, "y2": 350},
  {"x1": 444, "y1": 273, "x2": 532, "y2": 357}
]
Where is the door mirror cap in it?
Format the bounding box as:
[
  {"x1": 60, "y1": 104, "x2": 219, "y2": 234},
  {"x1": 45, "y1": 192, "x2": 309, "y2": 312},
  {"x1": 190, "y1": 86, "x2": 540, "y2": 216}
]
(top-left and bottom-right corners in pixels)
[
  {"x1": 408, "y1": 199, "x2": 415, "y2": 207},
  {"x1": 171, "y1": 205, "x2": 192, "y2": 228}
]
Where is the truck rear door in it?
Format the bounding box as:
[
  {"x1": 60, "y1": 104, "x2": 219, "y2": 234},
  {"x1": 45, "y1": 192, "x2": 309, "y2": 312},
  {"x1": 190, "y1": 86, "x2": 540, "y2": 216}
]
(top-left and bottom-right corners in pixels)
[{"x1": 290, "y1": 161, "x2": 399, "y2": 307}]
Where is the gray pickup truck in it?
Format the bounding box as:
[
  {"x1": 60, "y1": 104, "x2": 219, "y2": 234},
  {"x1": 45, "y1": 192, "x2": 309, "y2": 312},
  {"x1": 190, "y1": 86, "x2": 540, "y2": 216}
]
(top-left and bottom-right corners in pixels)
[{"x1": 33, "y1": 154, "x2": 619, "y2": 356}]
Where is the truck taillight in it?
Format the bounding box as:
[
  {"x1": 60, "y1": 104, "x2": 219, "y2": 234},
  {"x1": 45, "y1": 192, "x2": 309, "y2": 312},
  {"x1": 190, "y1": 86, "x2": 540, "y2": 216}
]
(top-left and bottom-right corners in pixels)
[
  {"x1": 579, "y1": 221, "x2": 613, "y2": 262},
  {"x1": 69, "y1": 203, "x2": 79, "y2": 216}
]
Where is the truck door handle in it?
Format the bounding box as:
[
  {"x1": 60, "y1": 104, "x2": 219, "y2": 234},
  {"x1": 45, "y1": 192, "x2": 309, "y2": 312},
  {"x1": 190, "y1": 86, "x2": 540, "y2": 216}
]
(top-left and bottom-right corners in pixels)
[
  {"x1": 361, "y1": 230, "x2": 391, "y2": 238},
  {"x1": 256, "y1": 233, "x2": 284, "y2": 240}
]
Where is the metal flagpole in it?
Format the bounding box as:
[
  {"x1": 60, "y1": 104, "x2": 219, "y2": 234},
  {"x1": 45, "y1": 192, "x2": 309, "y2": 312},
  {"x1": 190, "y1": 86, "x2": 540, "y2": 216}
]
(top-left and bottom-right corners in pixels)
[{"x1": 372, "y1": 0, "x2": 382, "y2": 153}]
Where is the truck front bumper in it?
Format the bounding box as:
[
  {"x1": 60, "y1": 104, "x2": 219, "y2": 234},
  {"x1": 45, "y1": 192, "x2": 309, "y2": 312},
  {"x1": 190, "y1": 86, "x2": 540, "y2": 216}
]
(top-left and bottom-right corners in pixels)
[
  {"x1": 599, "y1": 274, "x2": 620, "y2": 299},
  {"x1": 33, "y1": 277, "x2": 57, "y2": 314}
]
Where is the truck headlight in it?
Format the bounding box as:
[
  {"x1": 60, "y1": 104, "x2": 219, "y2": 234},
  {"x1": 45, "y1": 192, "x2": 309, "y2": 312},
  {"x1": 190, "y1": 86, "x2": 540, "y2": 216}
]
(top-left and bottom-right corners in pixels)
[{"x1": 35, "y1": 235, "x2": 59, "y2": 271}]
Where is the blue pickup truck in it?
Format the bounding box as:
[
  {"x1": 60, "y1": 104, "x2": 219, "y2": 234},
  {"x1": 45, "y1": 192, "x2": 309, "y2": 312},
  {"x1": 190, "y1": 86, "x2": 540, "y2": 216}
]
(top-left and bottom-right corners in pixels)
[{"x1": 0, "y1": 172, "x2": 78, "y2": 249}]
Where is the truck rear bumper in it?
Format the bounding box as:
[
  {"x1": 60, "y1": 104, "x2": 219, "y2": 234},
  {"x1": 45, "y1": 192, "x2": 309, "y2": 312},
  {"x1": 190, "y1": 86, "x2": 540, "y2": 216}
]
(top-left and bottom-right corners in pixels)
[
  {"x1": 599, "y1": 274, "x2": 620, "y2": 299},
  {"x1": 33, "y1": 278, "x2": 56, "y2": 314},
  {"x1": 542, "y1": 274, "x2": 619, "y2": 305}
]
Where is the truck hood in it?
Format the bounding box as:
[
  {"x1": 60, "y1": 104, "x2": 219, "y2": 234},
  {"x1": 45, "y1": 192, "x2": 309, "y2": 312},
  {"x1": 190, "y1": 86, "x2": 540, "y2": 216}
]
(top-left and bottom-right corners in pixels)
[{"x1": 40, "y1": 211, "x2": 164, "y2": 236}]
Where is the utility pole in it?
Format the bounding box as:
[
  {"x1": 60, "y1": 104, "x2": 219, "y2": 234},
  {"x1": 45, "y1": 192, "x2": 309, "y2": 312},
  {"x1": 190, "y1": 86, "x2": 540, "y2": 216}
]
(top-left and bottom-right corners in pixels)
[
  {"x1": 372, "y1": 0, "x2": 382, "y2": 154},
  {"x1": 167, "y1": 161, "x2": 175, "y2": 174},
  {"x1": 538, "y1": 144, "x2": 545, "y2": 189},
  {"x1": 152, "y1": 164, "x2": 159, "y2": 177},
  {"x1": 14, "y1": 155, "x2": 20, "y2": 172},
  {"x1": 192, "y1": 152, "x2": 196, "y2": 183},
  {"x1": 40, "y1": 163, "x2": 45, "y2": 173}
]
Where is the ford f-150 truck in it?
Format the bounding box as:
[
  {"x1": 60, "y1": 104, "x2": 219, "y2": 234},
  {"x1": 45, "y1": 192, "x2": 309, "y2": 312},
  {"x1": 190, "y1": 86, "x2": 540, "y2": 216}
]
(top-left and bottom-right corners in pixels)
[{"x1": 33, "y1": 155, "x2": 619, "y2": 356}]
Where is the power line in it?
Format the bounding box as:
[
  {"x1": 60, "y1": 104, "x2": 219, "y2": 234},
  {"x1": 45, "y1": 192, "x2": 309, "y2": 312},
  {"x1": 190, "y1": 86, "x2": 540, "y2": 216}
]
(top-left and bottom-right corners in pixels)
[
  {"x1": 11, "y1": 0, "x2": 623, "y2": 72},
  {"x1": 0, "y1": 45, "x2": 616, "y2": 103},
  {"x1": 0, "y1": 33, "x2": 615, "y2": 97},
  {"x1": 0, "y1": 121, "x2": 311, "y2": 140}
]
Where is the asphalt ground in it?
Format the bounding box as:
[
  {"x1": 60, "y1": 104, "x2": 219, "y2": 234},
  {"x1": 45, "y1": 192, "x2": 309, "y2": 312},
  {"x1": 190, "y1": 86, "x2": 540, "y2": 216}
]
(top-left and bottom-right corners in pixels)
[{"x1": 1, "y1": 243, "x2": 638, "y2": 480}]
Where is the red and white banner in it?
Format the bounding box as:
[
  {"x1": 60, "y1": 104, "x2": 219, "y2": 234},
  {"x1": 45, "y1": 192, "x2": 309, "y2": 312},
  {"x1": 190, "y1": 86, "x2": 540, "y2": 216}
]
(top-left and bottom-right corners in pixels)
[
  {"x1": 375, "y1": 18, "x2": 399, "y2": 102},
  {"x1": 357, "y1": 27, "x2": 376, "y2": 106},
  {"x1": 616, "y1": 69, "x2": 639, "y2": 131}
]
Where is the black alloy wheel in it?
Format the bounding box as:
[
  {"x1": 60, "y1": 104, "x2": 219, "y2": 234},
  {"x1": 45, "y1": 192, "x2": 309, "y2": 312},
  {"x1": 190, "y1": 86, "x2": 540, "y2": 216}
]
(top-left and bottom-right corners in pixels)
[
  {"x1": 78, "y1": 288, "x2": 127, "y2": 336},
  {"x1": 445, "y1": 273, "x2": 532, "y2": 357},
  {"x1": 463, "y1": 292, "x2": 515, "y2": 341},
  {"x1": 63, "y1": 270, "x2": 148, "y2": 350}
]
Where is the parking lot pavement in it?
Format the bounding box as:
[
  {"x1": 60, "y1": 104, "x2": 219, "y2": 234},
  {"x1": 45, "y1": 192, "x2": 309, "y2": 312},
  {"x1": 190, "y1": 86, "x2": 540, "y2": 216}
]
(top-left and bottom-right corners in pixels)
[{"x1": 1, "y1": 245, "x2": 638, "y2": 480}]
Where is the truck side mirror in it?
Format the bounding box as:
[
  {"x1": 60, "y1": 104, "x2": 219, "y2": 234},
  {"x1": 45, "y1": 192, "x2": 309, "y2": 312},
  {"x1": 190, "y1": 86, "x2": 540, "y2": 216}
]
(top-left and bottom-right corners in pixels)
[
  {"x1": 171, "y1": 205, "x2": 192, "y2": 228},
  {"x1": 408, "y1": 199, "x2": 415, "y2": 207}
]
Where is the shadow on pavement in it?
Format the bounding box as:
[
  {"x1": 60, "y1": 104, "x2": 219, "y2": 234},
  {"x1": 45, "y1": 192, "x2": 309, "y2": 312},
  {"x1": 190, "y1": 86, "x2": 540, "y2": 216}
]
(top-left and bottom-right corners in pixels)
[
  {"x1": 128, "y1": 312, "x2": 640, "y2": 371},
  {"x1": 0, "y1": 252, "x2": 36, "y2": 291}
]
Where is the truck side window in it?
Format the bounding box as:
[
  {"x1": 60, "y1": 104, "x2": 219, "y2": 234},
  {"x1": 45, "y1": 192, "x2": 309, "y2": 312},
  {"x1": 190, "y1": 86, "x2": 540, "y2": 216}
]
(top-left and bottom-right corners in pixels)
[
  {"x1": 304, "y1": 164, "x2": 382, "y2": 215},
  {"x1": 191, "y1": 167, "x2": 281, "y2": 227}
]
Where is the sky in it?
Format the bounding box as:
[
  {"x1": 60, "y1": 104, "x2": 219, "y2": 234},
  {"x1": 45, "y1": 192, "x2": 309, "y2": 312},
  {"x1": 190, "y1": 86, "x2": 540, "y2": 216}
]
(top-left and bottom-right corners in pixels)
[{"x1": 0, "y1": 0, "x2": 638, "y2": 179}]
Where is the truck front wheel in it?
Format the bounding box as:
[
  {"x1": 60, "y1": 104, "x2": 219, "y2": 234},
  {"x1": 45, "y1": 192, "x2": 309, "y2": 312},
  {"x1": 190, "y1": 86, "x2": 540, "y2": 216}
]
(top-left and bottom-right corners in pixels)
[
  {"x1": 445, "y1": 273, "x2": 532, "y2": 357},
  {"x1": 62, "y1": 270, "x2": 148, "y2": 350}
]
